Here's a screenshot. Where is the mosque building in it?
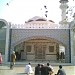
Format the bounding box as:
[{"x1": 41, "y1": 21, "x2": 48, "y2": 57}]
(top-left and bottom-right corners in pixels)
[{"x1": 0, "y1": 0, "x2": 75, "y2": 64}]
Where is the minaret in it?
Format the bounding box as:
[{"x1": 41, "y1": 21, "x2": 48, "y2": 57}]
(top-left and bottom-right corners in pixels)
[{"x1": 59, "y1": 0, "x2": 69, "y2": 26}]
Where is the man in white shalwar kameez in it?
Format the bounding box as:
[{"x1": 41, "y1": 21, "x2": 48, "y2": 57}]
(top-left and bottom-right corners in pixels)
[{"x1": 25, "y1": 63, "x2": 34, "y2": 75}]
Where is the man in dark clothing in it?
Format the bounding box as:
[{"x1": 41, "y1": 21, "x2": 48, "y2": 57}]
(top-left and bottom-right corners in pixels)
[
  {"x1": 56, "y1": 65, "x2": 66, "y2": 75},
  {"x1": 35, "y1": 64, "x2": 41, "y2": 75},
  {"x1": 40, "y1": 64, "x2": 47, "y2": 75},
  {"x1": 46, "y1": 63, "x2": 53, "y2": 75}
]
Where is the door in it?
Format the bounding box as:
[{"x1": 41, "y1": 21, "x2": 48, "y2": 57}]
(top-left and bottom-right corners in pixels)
[{"x1": 34, "y1": 43, "x2": 46, "y2": 60}]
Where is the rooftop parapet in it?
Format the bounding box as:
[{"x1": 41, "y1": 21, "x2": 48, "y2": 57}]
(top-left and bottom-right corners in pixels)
[
  {"x1": 10, "y1": 23, "x2": 60, "y2": 29},
  {"x1": 10, "y1": 23, "x2": 70, "y2": 29}
]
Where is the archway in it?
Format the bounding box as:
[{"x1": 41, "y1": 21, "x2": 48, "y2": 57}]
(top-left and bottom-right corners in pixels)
[
  {"x1": 14, "y1": 37, "x2": 66, "y2": 62},
  {"x1": 0, "y1": 21, "x2": 6, "y2": 54},
  {"x1": 0, "y1": 19, "x2": 9, "y2": 62}
]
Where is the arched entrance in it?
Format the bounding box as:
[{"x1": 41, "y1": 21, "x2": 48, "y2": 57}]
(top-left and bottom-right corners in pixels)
[
  {"x1": 0, "y1": 21, "x2": 6, "y2": 54},
  {"x1": 14, "y1": 37, "x2": 66, "y2": 62},
  {"x1": 0, "y1": 19, "x2": 9, "y2": 62}
]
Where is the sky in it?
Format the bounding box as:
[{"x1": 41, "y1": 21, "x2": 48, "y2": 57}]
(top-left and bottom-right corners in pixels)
[{"x1": 0, "y1": 0, "x2": 75, "y2": 24}]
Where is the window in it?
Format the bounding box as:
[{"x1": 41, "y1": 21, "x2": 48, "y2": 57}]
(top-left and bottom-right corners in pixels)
[
  {"x1": 26, "y1": 45, "x2": 31, "y2": 52},
  {"x1": 49, "y1": 46, "x2": 54, "y2": 52}
]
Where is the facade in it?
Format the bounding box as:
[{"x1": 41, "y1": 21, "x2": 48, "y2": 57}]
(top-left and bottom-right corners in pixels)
[
  {"x1": 11, "y1": 28, "x2": 70, "y2": 62},
  {"x1": 0, "y1": 16, "x2": 71, "y2": 63}
]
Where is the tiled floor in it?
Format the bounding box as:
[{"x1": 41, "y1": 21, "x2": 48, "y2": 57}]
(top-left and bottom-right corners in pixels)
[
  {"x1": 14, "y1": 66, "x2": 75, "y2": 75},
  {"x1": 0, "y1": 65, "x2": 75, "y2": 75}
]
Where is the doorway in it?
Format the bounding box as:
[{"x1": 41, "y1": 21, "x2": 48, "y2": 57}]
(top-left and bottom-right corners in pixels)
[{"x1": 34, "y1": 43, "x2": 46, "y2": 60}]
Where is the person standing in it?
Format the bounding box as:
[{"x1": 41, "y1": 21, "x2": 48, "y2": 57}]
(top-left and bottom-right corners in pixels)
[
  {"x1": 10, "y1": 51, "x2": 16, "y2": 69},
  {"x1": 0, "y1": 52, "x2": 2, "y2": 65},
  {"x1": 25, "y1": 62, "x2": 34, "y2": 75},
  {"x1": 46, "y1": 63, "x2": 54, "y2": 75},
  {"x1": 40, "y1": 64, "x2": 46, "y2": 75},
  {"x1": 35, "y1": 64, "x2": 41, "y2": 75},
  {"x1": 56, "y1": 65, "x2": 66, "y2": 75}
]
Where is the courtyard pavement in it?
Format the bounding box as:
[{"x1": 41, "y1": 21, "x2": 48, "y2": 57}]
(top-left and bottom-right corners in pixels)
[{"x1": 0, "y1": 63, "x2": 75, "y2": 75}]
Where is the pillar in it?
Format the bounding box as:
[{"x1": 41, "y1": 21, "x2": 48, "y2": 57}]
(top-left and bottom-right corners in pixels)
[
  {"x1": 70, "y1": 29, "x2": 74, "y2": 64},
  {"x1": 70, "y1": 13, "x2": 75, "y2": 64},
  {"x1": 5, "y1": 23, "x2": 10, "y2": 63}
]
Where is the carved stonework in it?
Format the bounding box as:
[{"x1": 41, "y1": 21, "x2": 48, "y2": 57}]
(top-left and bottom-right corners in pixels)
[{"x1": 34, "y1": 44, "x2": 46, "y2": 59}]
